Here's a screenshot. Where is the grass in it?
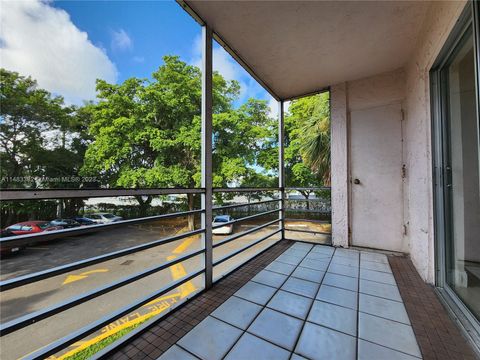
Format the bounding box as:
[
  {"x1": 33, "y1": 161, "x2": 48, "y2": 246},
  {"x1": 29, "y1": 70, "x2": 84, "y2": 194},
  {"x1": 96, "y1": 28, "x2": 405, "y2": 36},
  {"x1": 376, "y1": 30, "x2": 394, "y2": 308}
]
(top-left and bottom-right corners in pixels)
[{"x1": 64, "y1": 321, "x2": 146, "y2": 360}]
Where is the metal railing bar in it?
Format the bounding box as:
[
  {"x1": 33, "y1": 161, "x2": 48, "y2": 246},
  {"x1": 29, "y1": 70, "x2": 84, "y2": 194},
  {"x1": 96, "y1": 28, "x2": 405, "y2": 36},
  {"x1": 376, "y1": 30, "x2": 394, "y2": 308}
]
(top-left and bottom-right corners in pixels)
[
  {"x1": 285, "y1": 187, "x2": 331, "y2": 191},
  {"x1": 213, "y1": 187, "x2": 280, "y2": 193},
  {"x1": 0, "y1": 188, "x2": 205, "y2": 201},
  {"x1": 0, "y1": 228, "x2": 204, "y2": 291},
  {"x1": 94, "y1": 233, "x2": 284, "y2": 360},
  {"x1": 213, "y1": 199, "x2": 280, "y2": 211},
  {"x1": 286, "y1": 198, "x2": 331, "y2": 203},
  {"x1": 91, "y1": 281, "x2": 203, "y2": 360},
  {"x1": 0, "y1": 209, "x2": 204, "y2": 245},
  {"x1": 213, "y1": 229, "x2": 282, "y2": 267},
  {"x1": 23, "y1": 268, "x2": 205, "y2": 360},
  {"x1": 213, "y1": 238, "x2": 282, "y2": 284},
  {"x1": 284, "y1": 218, "x2": 330, "y2": 224},
  {"x1": 285, "y1": 228, "x2": 332, "y2": 236},
  {"x1": 212, "y1": 209, "x2": 280, "y2": 229},
  {"x1": 213, "y1": 219, "x2": 280, "y2": 249},
  {"x1": 0, "y1": 248, "x2": 204, "y2": 336}
]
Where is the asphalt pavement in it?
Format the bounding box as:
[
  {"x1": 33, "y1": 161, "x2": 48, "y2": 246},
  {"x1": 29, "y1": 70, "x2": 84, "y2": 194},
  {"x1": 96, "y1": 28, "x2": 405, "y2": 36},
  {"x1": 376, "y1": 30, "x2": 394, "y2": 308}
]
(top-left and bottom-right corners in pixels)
[{"x1": 0, "y1": 218, "x2": 329, "y2": 360}]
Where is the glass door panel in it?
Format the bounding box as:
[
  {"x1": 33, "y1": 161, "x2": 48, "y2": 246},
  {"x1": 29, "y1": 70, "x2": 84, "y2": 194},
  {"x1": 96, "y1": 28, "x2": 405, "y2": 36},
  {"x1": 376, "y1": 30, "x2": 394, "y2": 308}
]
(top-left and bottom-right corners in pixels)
[{"x1": 443, "y1": 28, "x2": 480, "y2": 321}]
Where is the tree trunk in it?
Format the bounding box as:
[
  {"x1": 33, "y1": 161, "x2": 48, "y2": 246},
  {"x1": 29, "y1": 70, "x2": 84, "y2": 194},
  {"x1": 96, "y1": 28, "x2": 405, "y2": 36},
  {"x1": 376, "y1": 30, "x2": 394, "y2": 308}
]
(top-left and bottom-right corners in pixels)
[
  {"x1": 299, "y1": 191, "x2": 311, "y2": 211},
  {"x1": 187, "y1": 193, "x2": 195, "y2": 231},
  {"x1": 56, "y1": 199, "x2": 64, "y2": 218},
  {"x1": 135, "y1": 195, "x2": 152, "y2": 218}
]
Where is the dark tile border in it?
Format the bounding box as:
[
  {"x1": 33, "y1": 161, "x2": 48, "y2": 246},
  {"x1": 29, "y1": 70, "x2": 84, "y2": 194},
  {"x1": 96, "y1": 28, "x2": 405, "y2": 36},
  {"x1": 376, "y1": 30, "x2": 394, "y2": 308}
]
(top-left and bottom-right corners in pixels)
[
  {"x1": 388, "y1": 255, "x2": 478, "y2": 360},
  {"x1": 106, "y1": 240, "x2": 294, "y2": 360}
]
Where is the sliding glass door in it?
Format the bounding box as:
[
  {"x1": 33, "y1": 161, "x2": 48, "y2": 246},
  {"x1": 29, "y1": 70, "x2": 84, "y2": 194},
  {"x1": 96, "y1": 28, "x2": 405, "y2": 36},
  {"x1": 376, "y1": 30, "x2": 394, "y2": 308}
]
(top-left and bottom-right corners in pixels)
[
  {"x1": 432, "y1": 2, "x2": 480, "y2": 335},
  {"x1": 442, "y1": 26, "x2": 480, "y2": 321}
]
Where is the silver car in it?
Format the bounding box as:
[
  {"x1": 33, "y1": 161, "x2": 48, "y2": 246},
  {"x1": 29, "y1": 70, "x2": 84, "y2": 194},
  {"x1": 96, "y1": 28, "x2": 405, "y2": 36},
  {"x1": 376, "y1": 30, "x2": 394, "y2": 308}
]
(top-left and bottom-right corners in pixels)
[
  {"x1": 84, "y1": 213, "x2": 123, "y2": 224},
  {"x1": 212, "y1": 215, "x2": 234, "y2": 235}
]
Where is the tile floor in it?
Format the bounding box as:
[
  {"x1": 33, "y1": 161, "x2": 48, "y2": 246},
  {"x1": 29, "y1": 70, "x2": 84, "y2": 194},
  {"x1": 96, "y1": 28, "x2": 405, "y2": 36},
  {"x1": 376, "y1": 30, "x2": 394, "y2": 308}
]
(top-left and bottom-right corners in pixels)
[{"x1": 158, "y1": 242, "x2": 423, "y2": 360}]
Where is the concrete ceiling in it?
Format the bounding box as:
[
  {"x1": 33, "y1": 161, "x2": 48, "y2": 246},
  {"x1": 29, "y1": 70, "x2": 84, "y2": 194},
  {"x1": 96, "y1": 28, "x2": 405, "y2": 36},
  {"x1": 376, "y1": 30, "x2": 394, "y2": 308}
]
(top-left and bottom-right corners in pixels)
[{"x1": 183, "y1": 1, "x2": 431, "y2": 100}]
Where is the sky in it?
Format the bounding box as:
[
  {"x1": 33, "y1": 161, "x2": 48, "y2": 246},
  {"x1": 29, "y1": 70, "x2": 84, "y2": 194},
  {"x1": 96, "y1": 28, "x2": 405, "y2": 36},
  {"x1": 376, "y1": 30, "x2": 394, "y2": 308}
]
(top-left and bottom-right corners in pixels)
[{"x1": 0, "y1": 0, "x2": 278, "y2": 114}]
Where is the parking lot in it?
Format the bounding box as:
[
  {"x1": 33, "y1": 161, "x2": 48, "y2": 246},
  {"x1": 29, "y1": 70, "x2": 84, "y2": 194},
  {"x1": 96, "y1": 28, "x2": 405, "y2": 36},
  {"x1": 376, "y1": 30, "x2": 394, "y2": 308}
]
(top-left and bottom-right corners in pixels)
[{"x1": 0, "y1": 216, "x2": 329, "y2": 360}]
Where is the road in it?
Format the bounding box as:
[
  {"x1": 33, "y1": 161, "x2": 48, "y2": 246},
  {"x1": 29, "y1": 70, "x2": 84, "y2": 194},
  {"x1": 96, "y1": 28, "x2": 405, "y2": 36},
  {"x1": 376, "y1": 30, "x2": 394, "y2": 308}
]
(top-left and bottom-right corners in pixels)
[{"x1": 0, "y1": 217, "x2": 329, "y2": 360}]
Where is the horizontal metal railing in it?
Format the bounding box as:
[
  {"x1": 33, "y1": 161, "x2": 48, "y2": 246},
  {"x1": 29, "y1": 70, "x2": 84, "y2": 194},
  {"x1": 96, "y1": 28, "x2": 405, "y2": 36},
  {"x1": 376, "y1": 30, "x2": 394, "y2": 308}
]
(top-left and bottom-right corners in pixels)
[
  {"x1": 285, "y1": 186, "x2": 330, "y2": 191},
  {"x1": 284, "y1": 187, "x2": 331, "y2": 239},
  {"x1": 213, "y1": 187, "x2": 280, "y2": 193},
  {"x1": 0, "y1": 187, "x2": 289, "y2": 359},
  {"x1": 213, "y1": 198, "x2": 280, "y2": 211},
  {"x1": 0, "y1": 209, "x2": 204, "y2": 246},
  {"x1": 0, "y1": 188, "x2": 204, "y2": 200},
  {"x1": 213, "y1": 228, "x2": 282, "y2": 266},
  {"x1": 212, "y1": 208, "x2": 280, "y2": 229},
  {"x1": 284, "y1": 228, "x2": 331, "y2": 236},
  {"x1": 23, "y1": 268, "x2": 205, "y2": 360},
  {"x1": 0, "y1": 227, "x2": 205, "y2": 291},
  {"x1": 213, "y1": 218, "x2": 280, "y2": 248},
  {"x1": 0, "y1": 248, "x2": 204, "y2": 336}
]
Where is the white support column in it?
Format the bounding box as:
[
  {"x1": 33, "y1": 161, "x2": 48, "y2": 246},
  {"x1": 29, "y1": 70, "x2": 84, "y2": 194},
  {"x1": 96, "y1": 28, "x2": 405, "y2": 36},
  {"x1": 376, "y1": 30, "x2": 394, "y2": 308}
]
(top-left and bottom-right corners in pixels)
[
  {"x1": 330, "y1": 83, "x2": 349, "y2": 248},
  {"x1": 278, "y1": 100, "x2": 285, "y2": 238},
  {"x1": 201, "y1": 25, "x2": 213, "y2": 288}
]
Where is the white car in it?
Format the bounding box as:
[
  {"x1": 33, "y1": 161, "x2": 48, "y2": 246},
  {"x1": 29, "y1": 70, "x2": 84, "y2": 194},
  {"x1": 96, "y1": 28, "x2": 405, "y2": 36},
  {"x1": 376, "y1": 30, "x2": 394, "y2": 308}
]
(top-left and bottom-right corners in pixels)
[
  {"x1": 212, "y1": 215, "x2": 234, "y2": 235},
  {"x1": 84, "y1": 213, "x2": 123, "y2": 224}
]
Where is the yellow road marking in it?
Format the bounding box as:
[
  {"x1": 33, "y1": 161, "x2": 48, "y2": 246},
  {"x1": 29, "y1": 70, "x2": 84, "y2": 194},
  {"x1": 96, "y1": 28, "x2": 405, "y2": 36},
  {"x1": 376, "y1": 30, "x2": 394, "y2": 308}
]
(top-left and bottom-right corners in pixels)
[
  {"x1": 49, "y1": 294, "x2": 182, "y2": 360},
  {"x1": 33, "y1": 230, "x2": 199, "y2": 359},
  {"x1": 62, "y1": 269, "x2": 109, "y2": 285},
  {"x1": 143, "y1": 293, "x2": 182, "y2": 307},
  {"x1": 172, "y1": 235, "x2": 197, "y2": 254}
]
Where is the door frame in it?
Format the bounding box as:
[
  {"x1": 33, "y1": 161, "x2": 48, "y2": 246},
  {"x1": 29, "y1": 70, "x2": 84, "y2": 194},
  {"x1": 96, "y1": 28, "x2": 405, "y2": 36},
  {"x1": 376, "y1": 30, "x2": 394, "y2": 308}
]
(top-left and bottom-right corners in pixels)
[{"x1": 430, "y1": 1, "x2": 480, "y2": 351}]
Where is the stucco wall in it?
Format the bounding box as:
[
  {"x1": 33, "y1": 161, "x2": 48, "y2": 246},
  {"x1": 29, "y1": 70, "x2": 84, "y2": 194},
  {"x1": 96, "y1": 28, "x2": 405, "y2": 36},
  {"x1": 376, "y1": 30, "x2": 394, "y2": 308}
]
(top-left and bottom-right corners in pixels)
[
  {"x1": 331, "y1": 83, "x2": 349, "y2": 248},
  {"x1": 329, "y1": 1, "x2": 468, "y2": 283},
  {"x1": 331, "y1": 70, "x2": 406, "y2": 251},
  {"x1": 404, "y1": 0, "x2": 467, "y2": 283}
]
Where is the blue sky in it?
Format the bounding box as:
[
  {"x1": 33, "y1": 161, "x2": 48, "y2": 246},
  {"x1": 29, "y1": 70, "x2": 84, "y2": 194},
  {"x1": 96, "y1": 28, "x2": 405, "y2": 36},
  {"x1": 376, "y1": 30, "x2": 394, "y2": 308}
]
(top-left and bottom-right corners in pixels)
[
  {"x1": 54, "y1": 1, "x2": 200, "y2": 83},
  {"x1": 0, "y1": 0, "x2": 274, "y2": 110}
]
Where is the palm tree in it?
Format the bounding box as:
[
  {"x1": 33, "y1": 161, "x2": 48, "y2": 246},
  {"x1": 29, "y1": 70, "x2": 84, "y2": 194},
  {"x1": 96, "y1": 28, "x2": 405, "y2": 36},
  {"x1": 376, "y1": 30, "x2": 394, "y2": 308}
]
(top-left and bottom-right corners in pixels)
[{"x1": 299, "y1": 92, "x2": 331, "y2": 185}]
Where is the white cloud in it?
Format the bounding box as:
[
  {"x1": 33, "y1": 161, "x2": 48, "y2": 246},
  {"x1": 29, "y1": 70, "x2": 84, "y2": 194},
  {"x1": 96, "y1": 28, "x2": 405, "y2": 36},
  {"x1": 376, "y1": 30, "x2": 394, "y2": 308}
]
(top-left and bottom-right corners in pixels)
[
  {"x1": 133, "y1": 56, "x2": 145, "y2": 63},
  {"x1": 0, "y1": 0, "x2": 117, "y2": 104},
  {"x1": 111, "y1": 28, "x2": 133, "y2": 52}
]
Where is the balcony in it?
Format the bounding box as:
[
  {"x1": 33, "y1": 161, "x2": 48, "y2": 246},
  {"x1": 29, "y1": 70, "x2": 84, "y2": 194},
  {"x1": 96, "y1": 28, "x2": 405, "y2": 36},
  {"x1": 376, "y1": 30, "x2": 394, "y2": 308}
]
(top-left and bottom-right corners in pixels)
[
  {"x1": 103, "y1": 241, "x2": 476, "y2": 360},
  {"x1": 1, "y1": 0, "x2": 480, "y2": 359}
]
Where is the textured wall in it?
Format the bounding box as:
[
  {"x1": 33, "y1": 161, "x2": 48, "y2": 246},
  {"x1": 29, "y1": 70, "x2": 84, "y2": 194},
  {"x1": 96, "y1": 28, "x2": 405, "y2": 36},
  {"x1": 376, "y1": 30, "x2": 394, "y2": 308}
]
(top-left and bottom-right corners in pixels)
[
  {"x1": 330, "y1": 1, "x2": 467, "y2": 284},
  {"x1": 404, "y1": 1, "x2": 467, "y2": 283},
  {"x1": 330, "y1": 83, "x2": 349, "y2": 248}
]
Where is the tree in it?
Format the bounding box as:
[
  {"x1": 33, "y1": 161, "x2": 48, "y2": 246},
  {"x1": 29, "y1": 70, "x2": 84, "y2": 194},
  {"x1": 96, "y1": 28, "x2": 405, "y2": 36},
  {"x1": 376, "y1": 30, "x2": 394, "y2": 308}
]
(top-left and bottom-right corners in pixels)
[
  {"x1": 81, "y1": 56, "x2": 276, "y2": 228},
  {"x1": 283, "y1": 92, "x2": 330, "y2": 206},
  {"x1": 0, "y1": 69, "x2": 87, "y2": 224},
  {"x1": 298, "y1": 92, "x2": 330, "y2": 185}
]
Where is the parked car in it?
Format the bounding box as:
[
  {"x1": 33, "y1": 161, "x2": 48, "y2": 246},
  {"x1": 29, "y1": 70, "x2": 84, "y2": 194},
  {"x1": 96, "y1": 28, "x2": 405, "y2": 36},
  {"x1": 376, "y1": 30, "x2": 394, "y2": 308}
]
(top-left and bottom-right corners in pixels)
[
  {"x1": 5, "y1": 221, "x2": 62, "y2": 235},
  {"x1": 0, "y1": 228, "x2": 21, "y2": 256},
  {"x1": 212, "y1": 215, "x2": 234, "y2": 235},
  {"x1": 50, "y1": 219, "x2": 82, "y2": 229},
  {"x1": 84, "y1": 213, "x2": 123, "y2": 224},
  {"x1": 72, "y1": 217, "x2": 97, "y2": 226}
]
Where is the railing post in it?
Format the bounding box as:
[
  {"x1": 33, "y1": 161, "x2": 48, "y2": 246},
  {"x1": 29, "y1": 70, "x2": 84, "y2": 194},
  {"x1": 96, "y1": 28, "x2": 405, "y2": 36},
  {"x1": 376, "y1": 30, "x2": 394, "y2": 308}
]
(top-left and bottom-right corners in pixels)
[
  {"x1": 201, "y1": 25, "x2": 214, "y2": 289},
  {"x1": 278, "y1": 100, "x2": 286, "y2": 239}
]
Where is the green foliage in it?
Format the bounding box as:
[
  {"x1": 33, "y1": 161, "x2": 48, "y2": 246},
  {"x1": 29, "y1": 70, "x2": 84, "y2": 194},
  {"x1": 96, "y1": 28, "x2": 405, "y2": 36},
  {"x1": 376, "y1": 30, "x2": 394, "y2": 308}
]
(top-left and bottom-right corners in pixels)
[
  {"x1": 284, "y1": 92, "x2": 330, "y2": 190},
  {"x1": 81, "y1": 56, "x2": 277, "y2": 193},
  {"x1": 2, "y1": 58, "x2": 331, "y2": 224},
  {"x1": 0, "y1": 68, "x2": 87, "y2": 189},
  {"x1": 0, "y1": 69, "x2": 90, "y2": 225}
]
